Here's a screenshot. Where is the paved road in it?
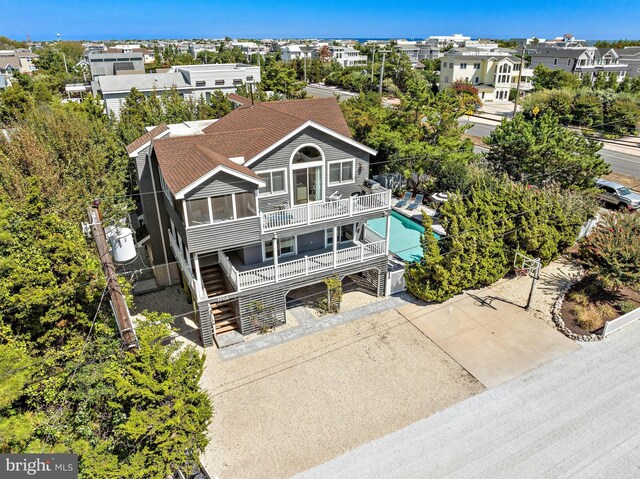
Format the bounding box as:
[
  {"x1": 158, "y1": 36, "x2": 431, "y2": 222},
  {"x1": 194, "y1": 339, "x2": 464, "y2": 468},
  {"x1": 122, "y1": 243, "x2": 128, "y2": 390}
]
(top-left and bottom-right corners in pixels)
[
  {"x1": 296, "y1": 320, "x2": 640, "y2": 479},
  {"x1": 305, "y1": 84, "x2": 357, "y2": 102},
  {"x1": 461, "y1": 118, "x2": 640, "y2": 177}
]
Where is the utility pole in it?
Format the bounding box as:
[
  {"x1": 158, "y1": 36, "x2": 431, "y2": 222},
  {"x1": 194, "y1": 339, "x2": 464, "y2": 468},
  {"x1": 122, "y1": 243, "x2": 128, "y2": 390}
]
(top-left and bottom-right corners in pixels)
[
  {"x1": 370, "y1": 48, "x2": 376, "y2": 85},
  {"x1": 378, "y1": 50, "x2": 389, "y2": 95},
  {"x1": 86, "y1": 200, "x2": 138, "y2": 352},
  {"x1": 512, "y1": 44, "x2": 526, "y2": 116}
]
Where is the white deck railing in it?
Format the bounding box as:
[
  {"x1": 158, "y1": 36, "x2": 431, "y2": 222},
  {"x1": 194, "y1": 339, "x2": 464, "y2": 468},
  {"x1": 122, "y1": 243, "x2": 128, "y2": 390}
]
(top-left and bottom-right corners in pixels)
[
  {"x1": 168, "y1": 230, "x2": 206, "y2": 301},
  {"x1": 261, "y1": 189, "x2": 391, "y2": 233},
  {"x1": 218, "y1": 239, "x2": 387, "y2": 292}
]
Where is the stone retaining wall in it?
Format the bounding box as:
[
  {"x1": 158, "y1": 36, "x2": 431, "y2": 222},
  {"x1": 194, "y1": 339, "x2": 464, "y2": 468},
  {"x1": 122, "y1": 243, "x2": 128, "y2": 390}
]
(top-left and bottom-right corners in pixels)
[{"x1": 551, "y1": 271, "x2": 604, "y2": 342}]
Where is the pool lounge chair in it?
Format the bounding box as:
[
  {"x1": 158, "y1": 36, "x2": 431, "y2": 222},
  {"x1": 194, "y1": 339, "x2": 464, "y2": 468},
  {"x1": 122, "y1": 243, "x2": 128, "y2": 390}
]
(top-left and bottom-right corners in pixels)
[
  {"x1": 406, "y1": 194, "x2": 424, "y2": 211},
  {"x1": 395, "y1": 192, "x2": 412, "y2": 208}
]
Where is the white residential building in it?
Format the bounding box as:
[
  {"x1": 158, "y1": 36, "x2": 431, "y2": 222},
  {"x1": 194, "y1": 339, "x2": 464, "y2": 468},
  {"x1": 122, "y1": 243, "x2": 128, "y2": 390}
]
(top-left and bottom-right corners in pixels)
[
  {"x1": 92, "y1": 63, "x2": 261, "y2": 118},
  {"x1": 231, "y1": 42, "x2": 268, "y2": 59},
  {"x1": 440, "y1": 48, "x2": 533, "y2": 102},
  {"x1": 425, "y1": 34, "x2": 471, "y2": 49},
  {"x1": 281, "y1": 45, "x2": 304, "y2": 62},
  {"x1": 328, "y1": 46, "x2": 367, "y2": 67}
]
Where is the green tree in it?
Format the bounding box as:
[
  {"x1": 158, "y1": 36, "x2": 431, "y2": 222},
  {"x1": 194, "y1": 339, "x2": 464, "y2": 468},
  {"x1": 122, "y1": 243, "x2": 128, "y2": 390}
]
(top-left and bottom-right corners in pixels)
[
  {"x1": 532, "y1": 64, "x2": 580, "y2": 91},
  {"x1": 571, "y1": 90, "x2": 604, "y2": 126},
  {"x1": 578, "y1": 213, "x2": 640, "y2": 292},
  {"x1": 207, "y1": 89, "x2": 233, "y2": 118},
  {"x1": 485, "y1": 112, "x2": 609, "y2": 189}
]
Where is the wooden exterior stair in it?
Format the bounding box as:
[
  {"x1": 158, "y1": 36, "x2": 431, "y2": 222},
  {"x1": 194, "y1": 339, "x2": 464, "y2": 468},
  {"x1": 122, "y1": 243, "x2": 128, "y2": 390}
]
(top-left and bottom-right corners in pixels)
[{"x1": 201, "y1": 264, "x2": 240, "y2": 335}]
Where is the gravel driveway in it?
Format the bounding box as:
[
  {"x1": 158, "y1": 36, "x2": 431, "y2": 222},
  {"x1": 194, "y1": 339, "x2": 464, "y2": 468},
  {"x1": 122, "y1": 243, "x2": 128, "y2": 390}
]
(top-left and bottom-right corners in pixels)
[{"x1": 199, "y1": 309, "x2": 483, "y2": 479}]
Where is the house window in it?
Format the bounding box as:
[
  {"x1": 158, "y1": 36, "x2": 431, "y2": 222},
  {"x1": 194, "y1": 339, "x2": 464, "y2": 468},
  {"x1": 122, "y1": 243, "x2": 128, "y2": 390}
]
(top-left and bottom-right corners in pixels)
[
  {"x1": 264, "y1": 236, "x2": 295, "y2": 259},
  {"x1": 553, "y1": 58, "x2": 557, "y2": 65},
  {"x1": 257, "y1": 169, "x2": 287, "y2": 196},
  {"x1": 195, "y1": 80, "x2": 206, "y2": 87},
  {"x1": 328, "y1": 159, "x2": 355, "y2": 185},
  {"x1": 292, "y1": 145, "x2": 322, "y2": 163},
  {"x1": 233, "y1": 79, "x2": 243, "y2": 85},
  {"x1": 474, "y1": 77, "x2": 479, "y2": 84},
  {"x1": 326, "y1": 224, "x2": 354, "y2": 245},
  {"x1": 211, "y1": 195, "x2": 234, "y2": 222},
  {"x1": 186, "y1": 198, "x2": 211, "y2": 226},
  {"x1": 460, "y1": 63, "x2": 467, "y2": 69},
  {"x1": 567, "y1": 59, "x2": 572, "y2": 66},
  {"x1": 246, "y1": 76, "x2": 254, "y2": 82},
  {"x1": 473, "y1": 63, "x2": 480, "y2": 69},
  {"x1": 215, "y1": 79, "x2": 225, "y2": 85},
  {"x1": 235, "y1": 191, "x2": 257, "y2": 218},
  {"x1": 443, "y1": 62, "x2": 447, "y2": 68}
]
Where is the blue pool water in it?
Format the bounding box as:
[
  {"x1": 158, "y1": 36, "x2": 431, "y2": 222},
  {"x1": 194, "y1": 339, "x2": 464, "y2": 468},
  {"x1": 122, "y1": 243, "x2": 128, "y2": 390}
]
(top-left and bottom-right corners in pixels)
[{"x1": 367, "y1": 211, "x2": 440, "y2": 263}]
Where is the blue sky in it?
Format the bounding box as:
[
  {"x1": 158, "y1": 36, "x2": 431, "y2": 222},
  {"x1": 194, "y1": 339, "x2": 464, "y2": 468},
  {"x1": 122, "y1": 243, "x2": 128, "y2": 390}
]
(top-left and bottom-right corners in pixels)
[{"x1": 3, "y1": 0, "x2": 640, "y2": 41}]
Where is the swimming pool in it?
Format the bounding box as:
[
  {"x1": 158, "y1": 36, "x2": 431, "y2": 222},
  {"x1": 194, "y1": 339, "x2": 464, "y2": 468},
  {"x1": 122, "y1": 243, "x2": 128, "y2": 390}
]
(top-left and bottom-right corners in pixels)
[{"x1": 367, "y1": 211, "x2": 440, "y2": 263}]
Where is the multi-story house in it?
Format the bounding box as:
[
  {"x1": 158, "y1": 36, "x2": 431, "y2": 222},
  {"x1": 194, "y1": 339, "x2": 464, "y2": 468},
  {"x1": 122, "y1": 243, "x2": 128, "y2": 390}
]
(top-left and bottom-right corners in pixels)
[
  {"x1": 616, "y1": 47, "x2": 640, "y2": 78},
  {"x1": 87, "y1": 51, "x2": 146, "y2": 80},
  {"x1": 530, "y1": 46, "x2": 628, "y2": 83},
  {"x1": 93, "y1": 63, "x2": 261, "y2": 118},
  {"x1": 329, "y1": 46, "x2": 368, "y2": 67},
  {"x1": 425, "y1": 34, "x2": 470, "y2": 49},
  {"x1": 439, "y1": 48, "x2": 533, "y2": 101},
  {"x1": 127, "y1": 97, "x2": 391, "y2": 347},
  {"x1": 393, "y1": 41, "x2": 441, "y2": 68},
  {"x1": 0, "y1": 50, "x2": 39, "y2": 75}
]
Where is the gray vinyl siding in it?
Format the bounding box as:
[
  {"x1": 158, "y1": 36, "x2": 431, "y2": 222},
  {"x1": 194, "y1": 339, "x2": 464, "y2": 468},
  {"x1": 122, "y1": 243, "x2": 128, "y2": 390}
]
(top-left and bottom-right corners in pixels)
[
  {"x1": 234, "y1": 256, "x2": 387, "y2": 335},
  {"x1": 239, "y1": 244, "x2": 263, "y2": 265},
  {"x1": 185, "y1": 172, "x2": 258, "y2": 200},
  {"x1": 186, "y1": 217, "x2": 261, "y2": 254},
  {"x1": 297, "y1": 231, "x2": 326, "y2": 254},
  {"x1": 197, "y1": 300, "x2": 214, "y2": 347},
  {"x1": 162, "y1": 195, "x2": 186, "y2": 245},
  {"x1": 136, "y1": 149, "x2": 176, "y2": 269},
  {"x1": 253, "y1": 127, "x2": 371, "y2": 212}
]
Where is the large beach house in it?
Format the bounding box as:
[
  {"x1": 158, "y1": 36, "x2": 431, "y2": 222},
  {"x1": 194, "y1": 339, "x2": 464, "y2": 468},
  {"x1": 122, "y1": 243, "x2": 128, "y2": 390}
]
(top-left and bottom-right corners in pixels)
[{"x1": 127, "y1": 97, "x2": 392, "y2": 347}]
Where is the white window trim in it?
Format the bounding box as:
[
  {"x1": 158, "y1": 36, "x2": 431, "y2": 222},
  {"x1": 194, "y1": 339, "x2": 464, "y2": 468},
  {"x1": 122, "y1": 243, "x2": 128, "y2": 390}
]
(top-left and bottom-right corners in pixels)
[
  {"x1": 184, "y1": 192, "x2": 258, "y2": 229},
  {"x1": 290, "y1": 143, "x2": 326, "y2": 206},
  {"x1": 256, "y1": 168, "x2": 288, "y2": 197},
  {"x1": 328, "y1": 158, "x2": 356, "y2": 186},
  {"x1": 262, "y1": 235, "x2": 297, "y2": 262}
]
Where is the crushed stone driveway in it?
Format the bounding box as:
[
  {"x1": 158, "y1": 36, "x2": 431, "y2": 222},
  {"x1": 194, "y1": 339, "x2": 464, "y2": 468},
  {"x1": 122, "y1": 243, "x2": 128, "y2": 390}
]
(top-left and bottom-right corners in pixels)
[{"x1": 200, "y1": 309, "x2": 483, "y2": 479}]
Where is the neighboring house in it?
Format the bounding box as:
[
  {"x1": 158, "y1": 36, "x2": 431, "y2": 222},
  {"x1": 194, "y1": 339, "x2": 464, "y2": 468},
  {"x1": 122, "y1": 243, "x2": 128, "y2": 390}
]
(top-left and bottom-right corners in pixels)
[
  {"x1": 87, "y1": 51, "x2": 146, "y2": 79},
  {"x1": 393, "y1": 41, "x2": 441, "y2": 67},
  {"x1": 0, "y1": 74, "x2": 9, "y2": 89},
  {"x1": 425, "y1": 34, "x2": 470, "y2": 49},
  {"x1": 105, "y1": 46, "x2": 156, "y2": 64},
  {"x1": 439, "y1": 48, "x2": 532, "y2": 101},
  {"x1": 281, "y1": 45, "x2": 303, "y2": 62},
  {"x1": 92, "y1": 63, "x2": 261, "y2": 118},
  {"x1": 329, "y1": 46, "x2": 368, "y2": 67},
  {"x1": 127, "y1": 97, "x2": 391, "y2": 347},
  {"x1": 616, "y1": 47, "x2": 640, "y2": 78},
  {"x1": 231, "y1": 41, "x2": 268, "y2": 59},
  {"x1": 529, "y1": 46, "x2": 628, "y2": 83},
  {"x1": 0, "y1": 50, "x2": 39, "y2": 75}
]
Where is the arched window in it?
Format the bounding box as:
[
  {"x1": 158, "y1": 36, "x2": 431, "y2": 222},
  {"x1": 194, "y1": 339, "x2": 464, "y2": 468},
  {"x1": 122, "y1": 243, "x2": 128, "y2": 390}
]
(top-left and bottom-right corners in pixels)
[{"x1": 292, "y1": 145, "x2": 322, "y2": 164}]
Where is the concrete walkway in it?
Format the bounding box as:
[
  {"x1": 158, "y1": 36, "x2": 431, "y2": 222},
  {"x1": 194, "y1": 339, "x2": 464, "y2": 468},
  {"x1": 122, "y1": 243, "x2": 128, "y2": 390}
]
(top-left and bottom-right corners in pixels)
[
  {"x1": 296, "y1": 319, "x2": 640, "y2": 479},
  {"x1": 397, "y1": 294, "x2": 579, "y2": 387}
]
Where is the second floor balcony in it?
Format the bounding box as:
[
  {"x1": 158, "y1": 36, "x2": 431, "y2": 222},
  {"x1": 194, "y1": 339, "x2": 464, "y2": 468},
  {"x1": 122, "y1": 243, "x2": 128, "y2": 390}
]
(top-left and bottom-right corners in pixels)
[{"x1": 261, "y1": 188, "x2": 391, "y2": 233}]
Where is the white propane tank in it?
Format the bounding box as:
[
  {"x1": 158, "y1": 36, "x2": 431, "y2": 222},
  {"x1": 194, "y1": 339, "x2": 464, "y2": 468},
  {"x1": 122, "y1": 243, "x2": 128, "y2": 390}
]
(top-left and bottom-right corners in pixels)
[{"x1": 109, "y1": 227, "x2": 137, "y2": 262}]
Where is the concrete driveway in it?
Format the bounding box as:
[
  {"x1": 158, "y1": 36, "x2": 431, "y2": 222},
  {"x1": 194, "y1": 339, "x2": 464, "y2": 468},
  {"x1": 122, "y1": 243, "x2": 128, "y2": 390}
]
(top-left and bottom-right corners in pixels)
[{"x1": 397, "y1": 293, "x2": 579, "y2": 388}]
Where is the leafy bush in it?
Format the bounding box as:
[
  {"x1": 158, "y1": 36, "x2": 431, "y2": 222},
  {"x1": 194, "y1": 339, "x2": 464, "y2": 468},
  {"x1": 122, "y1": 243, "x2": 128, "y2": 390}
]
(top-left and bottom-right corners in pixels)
[
  {"x1": 405, "y1": 177, "x2": 595, "y2": 302},
  {"x1": 578, "y1": 213, "x2": 640, "y2": 292},
  {"x1": 618, "y1": 300, "x2": 639, "y2": 315},
  {"x1": 567, "y1": 289, "x2": 589, "y2": 306}
]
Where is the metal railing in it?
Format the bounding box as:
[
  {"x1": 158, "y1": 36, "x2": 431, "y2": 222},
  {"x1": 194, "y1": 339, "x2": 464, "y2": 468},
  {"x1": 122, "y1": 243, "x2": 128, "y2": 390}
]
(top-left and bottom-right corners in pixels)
[
  {"x1": 218, "y1": 239, "x2": 387, "y2": 291},
  {"x1": 261, "y1": 189, "x2": 391, "y2": 233}
]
